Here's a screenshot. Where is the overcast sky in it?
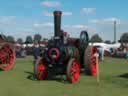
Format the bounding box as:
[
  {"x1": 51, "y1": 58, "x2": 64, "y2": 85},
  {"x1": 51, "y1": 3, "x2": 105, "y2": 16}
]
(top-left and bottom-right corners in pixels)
[{"x1": 0, "y1": 0, "x2": 128, "y2": 41}]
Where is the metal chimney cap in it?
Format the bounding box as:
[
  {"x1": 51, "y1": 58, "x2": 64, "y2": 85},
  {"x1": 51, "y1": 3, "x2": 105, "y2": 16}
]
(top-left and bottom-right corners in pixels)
[{"x1": 53, "y1": 11, "x2": 62, "y2": 16}]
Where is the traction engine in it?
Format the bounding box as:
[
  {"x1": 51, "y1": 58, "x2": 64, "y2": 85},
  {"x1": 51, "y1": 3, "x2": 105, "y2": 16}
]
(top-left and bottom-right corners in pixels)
[
  {"x1": 0, "y1": 35, "x2": 16, "y2": 71},
  {"x1": 34, "y1": 11, "x2": 98, "y2": 83}
]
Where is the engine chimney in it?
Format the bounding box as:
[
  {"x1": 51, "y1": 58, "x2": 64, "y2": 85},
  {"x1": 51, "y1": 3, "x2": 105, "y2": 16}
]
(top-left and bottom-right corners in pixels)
[{"x1": 53, "y1": 11, "x2": 62, "y2": 37}]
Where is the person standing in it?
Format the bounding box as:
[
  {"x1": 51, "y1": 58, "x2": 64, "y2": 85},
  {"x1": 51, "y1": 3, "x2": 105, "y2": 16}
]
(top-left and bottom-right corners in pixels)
[{"x1": 33, "y1": 41, "x2": 40, "y2": 63}]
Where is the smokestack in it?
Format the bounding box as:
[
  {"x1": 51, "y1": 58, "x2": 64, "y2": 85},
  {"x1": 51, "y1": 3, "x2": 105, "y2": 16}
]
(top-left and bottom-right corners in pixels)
[{"x1": 53, "y1": 11, "x2": 62, "y2": 37}]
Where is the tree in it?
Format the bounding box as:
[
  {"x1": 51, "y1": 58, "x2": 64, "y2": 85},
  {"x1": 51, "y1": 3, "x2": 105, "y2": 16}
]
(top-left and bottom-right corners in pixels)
[
  {"x1": 7, "y1": 36, "x2": 15, "y2": 43},
  {"x1": 119, "y1": 32, "x2": 128, "y2": 43},
  {"x1": 34, "y1": 34, "x2": 42, "y2": 42},
  {"x1": 25, "y1": 35, "x2": 33, "y2": 44},
  {"x1": 43, "y1": 38, "x2": 48, "y2": 41},
  {"x1": 17, "y1": 38, "x2": 23, "y2": 44},
  {"x1": 90, "y1": 34, "x2": 103, "y2": 43},
  {"x1": 104, "y1": 40, "x2": 112, "y2": 44}
]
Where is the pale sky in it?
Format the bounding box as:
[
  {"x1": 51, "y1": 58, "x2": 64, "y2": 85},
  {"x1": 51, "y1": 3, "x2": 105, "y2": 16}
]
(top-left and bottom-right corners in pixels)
[{"x1": 0, "y1": 0, "x2": 128, "y2": 41}]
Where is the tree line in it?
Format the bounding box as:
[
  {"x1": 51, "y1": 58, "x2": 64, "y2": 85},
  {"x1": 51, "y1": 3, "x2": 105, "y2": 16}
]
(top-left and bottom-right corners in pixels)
[
  {"x1": 5, "y1": 34, "x2": 48, "y2": 44},
  {"x1": 90, "y1": 32, "x2": 128, "y2": 43},
  {"x1": 4, "y1": 32, "x2": 128, "y2": 44}
]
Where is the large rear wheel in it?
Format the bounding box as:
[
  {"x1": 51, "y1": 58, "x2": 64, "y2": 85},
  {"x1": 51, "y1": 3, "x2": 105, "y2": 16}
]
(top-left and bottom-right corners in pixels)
[
  {"x1": 0, "y1": 43, "x2": 16, "y2": 71},
  {"x1": 84, "y1": 46, "x2": 98, "y2": 76},
  {"x1": 66, "y1": 58, "x2": 80, "y2": 83}
]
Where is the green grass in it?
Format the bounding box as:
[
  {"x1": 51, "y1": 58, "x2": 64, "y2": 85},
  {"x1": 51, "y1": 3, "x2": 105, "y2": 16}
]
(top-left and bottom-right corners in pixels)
[{"x1": 0, "y1": 56, "x2": 128, "y2": 96}]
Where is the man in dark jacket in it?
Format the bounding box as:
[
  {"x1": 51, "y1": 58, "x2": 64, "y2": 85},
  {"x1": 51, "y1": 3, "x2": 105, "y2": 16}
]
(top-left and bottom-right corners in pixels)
[{"x1": 33, "y1": 41, "x2": 40, "y2": 63}]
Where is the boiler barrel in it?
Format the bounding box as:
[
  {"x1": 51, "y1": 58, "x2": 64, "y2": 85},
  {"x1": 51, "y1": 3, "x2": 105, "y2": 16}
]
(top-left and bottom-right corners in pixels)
[{"x1": 63, "y1": 46, "x2": 79, "y2": 60}]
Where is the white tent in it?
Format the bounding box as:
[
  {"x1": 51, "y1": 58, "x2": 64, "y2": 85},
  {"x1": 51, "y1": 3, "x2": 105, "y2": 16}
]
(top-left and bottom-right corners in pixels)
[{"x1": 89, "y1": 43, "x2": 121, "y2": 52}]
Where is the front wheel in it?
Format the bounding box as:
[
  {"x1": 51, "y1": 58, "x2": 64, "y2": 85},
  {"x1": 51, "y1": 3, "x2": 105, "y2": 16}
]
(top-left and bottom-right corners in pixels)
[
  {"x1": 66, "y1": 58, "x2": 80, "y2": 83},
  {"x1": 34, "y1": 57, "x2": 48, "y2": 80}
]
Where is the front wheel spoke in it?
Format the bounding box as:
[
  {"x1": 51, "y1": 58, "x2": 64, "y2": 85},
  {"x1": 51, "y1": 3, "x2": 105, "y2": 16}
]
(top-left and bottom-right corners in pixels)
[
  {"x1": 74, "y1": 73, "x2": 78, "y2": 81},
  {"x1": 71, "y1": 70, "x2": 75, "y2": 76}
]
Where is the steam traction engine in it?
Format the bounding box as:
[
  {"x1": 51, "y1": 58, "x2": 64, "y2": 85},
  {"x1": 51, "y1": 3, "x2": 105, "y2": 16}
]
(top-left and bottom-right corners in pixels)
[
  {"x1": 34, "y1": 11, "x2": 98, "y2": 83},
  {"x1": 0, "y1": 35, "x2": 16, "y2": 71}
]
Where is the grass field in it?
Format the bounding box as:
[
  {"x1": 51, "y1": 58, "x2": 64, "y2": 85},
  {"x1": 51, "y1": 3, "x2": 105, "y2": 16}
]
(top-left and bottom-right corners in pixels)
[{"x1": 0, "y1": 56, "x2": 128, "y2": 96}]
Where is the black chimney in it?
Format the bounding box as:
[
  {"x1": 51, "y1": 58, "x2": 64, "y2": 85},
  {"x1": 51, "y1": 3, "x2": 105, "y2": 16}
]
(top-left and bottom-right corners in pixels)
[{"x1": 53, "y1": 11, "x2": 62, "y2": 37}]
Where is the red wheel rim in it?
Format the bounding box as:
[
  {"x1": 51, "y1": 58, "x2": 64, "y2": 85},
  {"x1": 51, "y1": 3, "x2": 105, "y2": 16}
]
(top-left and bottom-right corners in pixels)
[
  {"x1": 0, "y1": 44, "x2": 16, "y2": 71},
  {"x1": 37, "y1": 59, "x2": 48, "y2": 80},
  {"x1": 90, "y1": 47, "x2": 98, "y2": 76},
  {"x1": 70, "y1": 59, "x2": 80, "y2": 83}
]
